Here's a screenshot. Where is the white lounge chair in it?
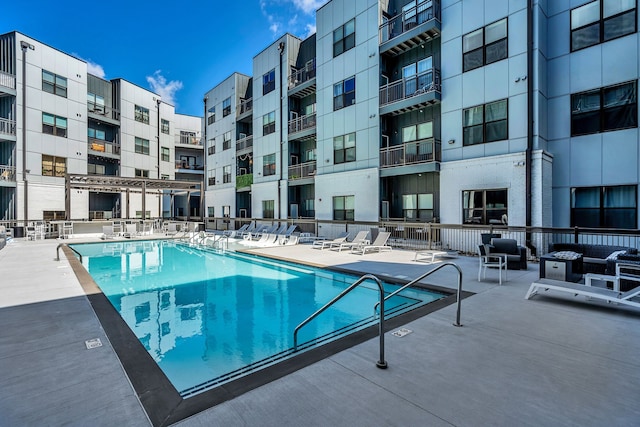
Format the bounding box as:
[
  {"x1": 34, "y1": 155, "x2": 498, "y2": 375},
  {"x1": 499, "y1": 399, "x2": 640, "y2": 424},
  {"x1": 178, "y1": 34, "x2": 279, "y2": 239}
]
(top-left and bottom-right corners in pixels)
[
  {"x1": 101, "y1": 225, "x2": 117, "y2": 240},
  {"x1": 351, "y1": 232, "x2": 392, "y2": 255},
  {"x1": 312, "y1": 232, "x2": 350, "y2": 250},
  {"x1": 526, "y1": 277, "x2": 640, "y2": 310},
  {"x1": 330, "y1": 230, "x2": 369, "y2": 252},
  {"x1": 123, "y1": 223, "x2": 138, "y2": 238}
]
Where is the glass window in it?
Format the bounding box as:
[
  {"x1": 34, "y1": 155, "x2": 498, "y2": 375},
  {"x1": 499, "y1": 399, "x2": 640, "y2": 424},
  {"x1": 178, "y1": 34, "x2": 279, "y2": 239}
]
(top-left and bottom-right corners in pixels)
[
  {"x1": 333, "y1": 195, "x2": 355, "y2": 221},
  {"x1": 223, "y1": 165, "x2": 231, "y2": 183},
  {"x1": 161, "y1": 147, "x2": 170, "y2": 162},
  {"x1": 208, "y1": 169, "x2": 216, "y2": 186},
  {"x1": 263, "y1": 111, "x2": 276, "y2": 135},
  {"x1": 571, "y1": 0, "x2": 637, "y2": 51},
  {"x1": 42, "y1": 70, "x2": 67, "y2": 97},
  {"x1": 135, "y1": 169, "x2": 149, "y2": 178},
  {"x1": 333, "y1": 132, "x2": 356, "y2": 164},
  {"x1": 463, "y1": 19, "x2": 508, "y2": 72},
  {"x1": 223, "y1": 131, "x2": 232, "y2": 150},
  {"x1": 223, "y1": 97, "x2": 231, "y2": 117},
  {"x1": 571, "y1": 81, "x2": 637, "y2": 136},
  {"x1": 463, "y1": 189, "x2": 507, "y2": 225},
  {"x1": 207, "y1": 107, "x2": 215, "y2": 125},
  {"x1": 161, "y1": 119, "x2": 170, "y2": 134},
  {"x1": 135, "y1": 137, "x2": 150, "y2": 155},
  {"x1": 463, "y1": 100, "x2": 508, "y2": 145},
  {"x1": 41, "y1": 155, "x2": 66, "y2": 177},
  {"x1": 334, "y1": 76, "x2": 356, "y2": 111},
  {"x1": 262, "y1": 200, "x2": 275, "y2": 218},
  {"x1": 135, "y1": 105, "x2": 149, "y2": 124},
  {"x1": 42, "y1": 112, "x2": 67, "y2": 137},
  {"x1": 263, "y1": 69, "x2": 276, "y2": 95},
  {"x1": 263, "y1": 153, "x2": 276, "y2": 176},
  {"x1": 333, "y1": 18, "x2": 356, "y2": 57},
  {"x1": 572, "y1": 185, "x2": 637, "y2": 228},
  {"x1": 87, "y1": 93, "x2": 105, "y2": 113}
]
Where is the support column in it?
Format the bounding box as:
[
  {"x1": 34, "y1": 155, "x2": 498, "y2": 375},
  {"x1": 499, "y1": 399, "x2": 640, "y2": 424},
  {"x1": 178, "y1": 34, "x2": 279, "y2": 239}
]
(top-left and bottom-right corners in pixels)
[{"x1": 142, "y1": 180, "x2": 147, "y2": 219}]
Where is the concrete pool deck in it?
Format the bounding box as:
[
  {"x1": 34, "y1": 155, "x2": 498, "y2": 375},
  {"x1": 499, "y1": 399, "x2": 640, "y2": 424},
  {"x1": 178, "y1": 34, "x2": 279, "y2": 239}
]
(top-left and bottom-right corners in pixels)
[{"x1": 1, "y1": 235, "x2": 639, "y2": 426}]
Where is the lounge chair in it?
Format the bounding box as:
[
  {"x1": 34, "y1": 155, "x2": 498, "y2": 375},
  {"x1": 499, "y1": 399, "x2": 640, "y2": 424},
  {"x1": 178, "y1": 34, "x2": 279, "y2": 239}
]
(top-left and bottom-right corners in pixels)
[
  {"x1": 312, "y1": 232, "x2": 350, "y2": 250},
  {"x1": 526, "y1": 277, "x2": 640, "y2": 310},
  {"x1": 330, "y1": 230, "x2": 369, "y2": 252},
  {"x1": 278, "y1": 225, "x2": 298, "y2": 245},
  {"x1": 223, "y1": 223, "x2": 249, "y2": 238},
  {"x1": 123, "y1": 223, "x2": 138, "y2": 238},
  {"x1": 350, "y1": 231, "x2": 392, "y2": 255},
  {"x1": 101, "y1": 225, "x2": 117, "y2": 240}
]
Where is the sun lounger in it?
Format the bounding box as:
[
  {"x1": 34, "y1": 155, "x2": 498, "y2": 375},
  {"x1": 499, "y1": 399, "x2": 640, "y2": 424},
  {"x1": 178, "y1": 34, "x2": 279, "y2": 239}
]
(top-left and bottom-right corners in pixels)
[
  {"x1": 101, "y1": 225, "x2": 117, "y2": 240},
  {"x1": 350, "y1": 231, "x2": 392, "y2": 255},
  {"x1": 330, "y1": 230, "x2": 369, "y2": 252},
  {"x1": 122, "y1": 223, "x2": 138, "y2": 238},
  {"x1": 526, "y1": 278, "x2": 640, "y2": 310},
  {"x1": 312, "y1": 232, "x2": 350, "y2": 250}
]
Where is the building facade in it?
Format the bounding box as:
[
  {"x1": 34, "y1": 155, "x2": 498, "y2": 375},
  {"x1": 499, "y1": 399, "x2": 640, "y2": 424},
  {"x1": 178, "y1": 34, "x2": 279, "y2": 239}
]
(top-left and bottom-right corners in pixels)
[{"x1": 203, "y1": 0, "x2": 639, "y2": 229}]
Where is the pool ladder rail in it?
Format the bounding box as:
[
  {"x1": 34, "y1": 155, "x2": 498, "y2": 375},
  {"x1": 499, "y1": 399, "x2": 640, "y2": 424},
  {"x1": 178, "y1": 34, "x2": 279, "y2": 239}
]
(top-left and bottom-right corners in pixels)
[
  {"x1": 184, "y1": 231, "x2": 229, "y2": 251},
  {"x1": 293, "y1": 262, "x2": 463, "y2": 369}
]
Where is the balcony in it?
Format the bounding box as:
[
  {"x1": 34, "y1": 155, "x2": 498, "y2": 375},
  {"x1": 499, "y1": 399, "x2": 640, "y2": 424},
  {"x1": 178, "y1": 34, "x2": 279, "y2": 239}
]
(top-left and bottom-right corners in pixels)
[
  {"x1": 0, "y1": 70, "x2": 16, "y2": 94},
  {"x1": 236, "y1": 134, "x2": 253, "y2": 154},
  {"x1": 87, "y1": 102, "x2": 120, "y2": 123},
  {"x1": 175, "y1": 161, "x2": 204, "y2": 172},
  {"x1": 0, "y1": 164, "x2": 16, "y2": 182},
  {"x1": 380, "y1": 139, "x2": 440, "y2": 170},
  {"x1": 0, "y1": 117, "x2": 16, "y2": 138},
  {"x1": 237, "y1": 97, "x2": 253, "y2": 120},
  {"x1": 379, "y1": 0, "x2": 441, "y2": 56},
  {"x1": 288, "y1": 161, "x2": 316, "y2": 181},
  {"x1": 288, "y1": 60, "x2": 317, "y2": 98},
  {"x1": 236, "y1": 173, "x2": 253, "y2": 189},
  {"x1": 288, "y1": 112, "x2": 316, "y2": 139},
  {"x1": 175, "y1": 135, "x2": 203, "y2": 147},
  {"x1": 379, "y1": 69, "x2": 441, "y2": 116},
  {"x1": 88, "y1": 139, "x2": 120, "y2": 158}
]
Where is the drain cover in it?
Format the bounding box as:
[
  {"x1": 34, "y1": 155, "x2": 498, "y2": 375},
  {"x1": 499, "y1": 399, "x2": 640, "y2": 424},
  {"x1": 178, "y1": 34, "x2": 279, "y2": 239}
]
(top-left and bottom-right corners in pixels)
[
  {"x1": 391, "y1": 328, "x2": 412, "y2": 337},
  {"x1": 85, "y1": 338, "x2": 103, "y2": 349}
]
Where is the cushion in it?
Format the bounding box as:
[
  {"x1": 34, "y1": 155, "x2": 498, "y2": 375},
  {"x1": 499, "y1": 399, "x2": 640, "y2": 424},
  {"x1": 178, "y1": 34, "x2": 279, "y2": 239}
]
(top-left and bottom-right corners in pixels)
[
  {"x1": 553, "y1": 251, "x2": 581, "y2": 260},
  {"x1": 491, "y1": 238, "x2": 518, "y2": 254},
  {"x1": 606, "y1": 250, "x2": 627, "y2": 261}
]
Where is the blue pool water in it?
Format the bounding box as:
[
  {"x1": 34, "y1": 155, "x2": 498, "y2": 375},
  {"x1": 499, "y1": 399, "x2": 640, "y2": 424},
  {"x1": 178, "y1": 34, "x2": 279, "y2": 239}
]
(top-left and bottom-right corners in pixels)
[{"x1": 70, "y1": 240, "x2": 445, "y2": 397}]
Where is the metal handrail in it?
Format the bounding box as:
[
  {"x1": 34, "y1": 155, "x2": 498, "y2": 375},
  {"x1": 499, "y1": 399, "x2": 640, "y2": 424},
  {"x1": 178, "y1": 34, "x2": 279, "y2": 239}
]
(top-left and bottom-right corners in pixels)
[
  {"x1": 56, "y1": 243, "x2": 83, "y2": 263},
  {"x1": 293, "y1": 273, "x2": 388, "y2": 369},
  {"x1": 374, "y1": 262, "x2": 463, "y2": 327}
]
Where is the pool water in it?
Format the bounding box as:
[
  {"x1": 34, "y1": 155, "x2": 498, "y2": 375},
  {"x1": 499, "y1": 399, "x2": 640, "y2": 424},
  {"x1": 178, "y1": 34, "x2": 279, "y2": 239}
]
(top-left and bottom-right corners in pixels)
[{"x1": 71, "y1": 240, "x2": 446, "y2": 397}]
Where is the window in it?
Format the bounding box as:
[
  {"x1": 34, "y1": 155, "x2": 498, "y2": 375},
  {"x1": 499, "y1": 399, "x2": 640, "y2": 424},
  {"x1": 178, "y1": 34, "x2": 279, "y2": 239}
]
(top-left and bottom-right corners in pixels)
[
  {"x1": 402, "y1": 121, "x2": 434, "y2": 158},
  {"x1": 223, "y1": 165, "x2": 231, "y2": 183},
  {"x1": 180, "y1": 131, "x2": 197, "y2": 145},
  {"x1": 134, "y1": 105, "x2": 149, "y2": 124},
  {"x1": 42, "y1": 113, "x2": 67, "y2": 137},
  {"x1": 207, "y1": 106, "x2": 215, "y2": 125},
  {"x1": 161, "y1": 147, "x2": 170, "y2": 162},
  {"x1": 223, "y1": 131, "x2": 232, "y2": 150},
  {"x1": 463, "y1": 99, "x2": 508, "y2": 145},
  {"x1": 333, "y1": 132, "x2": 356, "y2": 164},
  {"x1": 571, "y1": 0, "x2": 637, "y2": 51},
  {"x1": 571, "y1": 81, "x2": 637, "y2": 136},
  {"x1": 463, "y1": 18, "x2": 508, "y2": 72},
  {"x1": 135, "y1": 137, "x2": 150, "y2": 155},
  {"x1": 161, "y1": 119, "x2": 170, "y2": 134},
  {"x1": 208, "y1": 206, "x2": 215, "y2": 217},
  {"x1": 463, "y1": 189, "x2": 507, "y2": 225},
  {"x1": 88, "y1": 127, "x2": 106, "y2": 140},
  {"x1": 87, "y1": 92, "x2": 104, "y2": 113},
  {"x1": 41, "y1": 155, "x2": 66, "y2": 177},
  {"x1": 263, "y1": 153, "x2": 276, "y2": 176},
  {"x1": 333, "y1": 18, "x2": 356, "y2": 57},
  {"x1": 262, "y1": 200, "x2": 275, "y2": 218},
  {"x1": 402, "y1": 57, "x2": 433, "y2": 96},
  {"x1": 571, "y1": 185, "x2": 637, "y2": 228},
  {"x1": 223, "y1": 97, "x2": 231, "y2": 117},
  {"x1": 263, "y1": 69, "x2": 276, "y2": 95},
  {"x1": 333, "y1": 76, "x2": 356, "y2": 110},
  {"x1": 135, "y1": 169, "x2": 149, "y2": 178},
  {"x1": 402, "y1": 193, "x2": 434, "y2": 220},
  {"x1": 42, "y1": 70, "x2": 67, "y2": 97},
  {"x1": 208, "y1": 143, "x2": 215, "y2": 155},
  {"x1": 161, "y1": 174, "x2": 169, "y2": 180},
  {"x1": 333, "y1": 195, "x2": 355, "y2": 221},
  {"x1": 263, "y1": 111, "x2": 276, "y2": 135},
  {"x1": 87, "y1": 163, "x2": 106, "y2": 175},
  {"x1": 208, "y1": 169, "x2": 216, "y2": 186}
]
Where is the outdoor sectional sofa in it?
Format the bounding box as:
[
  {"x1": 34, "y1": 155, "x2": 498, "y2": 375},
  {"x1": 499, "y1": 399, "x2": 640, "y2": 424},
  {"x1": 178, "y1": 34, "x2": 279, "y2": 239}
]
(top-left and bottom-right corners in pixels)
[{"x1": 547, "y1": 243, "x2": 638, "y2": 275}]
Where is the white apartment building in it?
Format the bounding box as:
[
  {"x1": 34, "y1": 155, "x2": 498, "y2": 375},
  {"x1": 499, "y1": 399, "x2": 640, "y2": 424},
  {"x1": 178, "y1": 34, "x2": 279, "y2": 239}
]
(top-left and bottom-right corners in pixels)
[
  {"x1": 203, "y1": 0, "x2": 639, "y2": 231},
  {"x1": 0, "y1": 31, "x2": 204, "y2": 225}
]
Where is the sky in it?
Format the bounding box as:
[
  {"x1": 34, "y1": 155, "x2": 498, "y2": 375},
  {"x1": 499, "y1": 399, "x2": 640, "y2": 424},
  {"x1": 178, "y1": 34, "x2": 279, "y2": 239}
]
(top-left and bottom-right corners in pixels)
[{"x1": 1, "y1": 0, "x2": 329, "y2": 117}]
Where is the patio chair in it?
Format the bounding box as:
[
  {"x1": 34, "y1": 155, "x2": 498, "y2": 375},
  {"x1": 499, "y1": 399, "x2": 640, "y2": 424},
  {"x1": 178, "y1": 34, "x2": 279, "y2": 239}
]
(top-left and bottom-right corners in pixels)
[
  {"x1": 350, "y1": 232, "x2": 392, "y2": 255},
  {"x1": 477, "y1": 244, "x2": 507, "y2": 285},
  {"x1": 330, "y1": 230, "x2": 369, "y2": 252},
  {"x1": 526, "y1": 277, "x2": 640, "y2": 310},
  {"x1": 312, "y1": 232, "x2": 350, "y2": 250}
]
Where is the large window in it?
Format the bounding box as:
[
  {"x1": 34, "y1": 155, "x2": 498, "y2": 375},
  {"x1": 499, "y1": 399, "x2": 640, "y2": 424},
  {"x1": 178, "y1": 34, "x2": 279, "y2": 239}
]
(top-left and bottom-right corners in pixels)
[
  {"x1": 87, "y1": 92, "x2": 104, "y2": 113},
  {"x1": 403, "y1": 193, "x2": 434, "y2": 220},
  {"x1": 334, "y1": 76, "x2": 356, "y2": 110},
  {"x1": 42, "y1": 70, "x2": 67, "y2": 97},
  {"x1": 463, "y1": 18, "x2": 508, "y2": 72},
  {"x1": 262, "y1": 200, "x2": 275, "y2": 219},
  {"x1": 135, "y1": 169, "x2": 149, "y2": 178},
  {"x1": 223, "y1": 131, "x2": 232, "y2": 150},
  {"x1": 263, "y1": 69, "x2": 276, "y2": 95},
  {"x1": 41, "y1": 155, "x2": 66, "y2": 177},
  {"x1": 161, "y1": 119, "x2": 170, "y2": 134},
  {"x1": 403, "y1": 121, "x2": 434, "y2": 159},
  {"x1": 263, "y1": 153, "x2": 276, "y2": 176},
  {"x1": 263, "y1": 111, "x2": 276, "y2": 135},
  {"x1": 208, "y1": 169, "x2": 216, "y2": 186},
  {"x1": 463, "y1": 99, "x2": 508, "y2": 146},
  {"x1": 135, "y1": 105, "x2": 149, "y2": 124},
  {"x1": 333, "y1": 18, "x2": 355, "y2": 57},
  {"x1": 223, "y1": 97, "x2": 231, "y2": 117},
  {"x1": 161, "y1": 147, "x2": 170, "y2": 162},
  {"x1": 208, "y1": 139, "x2": 216, "y2": 155},
  {"x1": 135, "y1": 137, "x2": 150, "y2": 155},
  {"x1": 42, "y1": 113, "x2": 67, "y2": 137},
  {"x1": 571, "y1": 185, "x2": 637, "y2": 229},
  {"x1": 223, "y1": 165, "x2": 231, "y2": 183},
  {"x1": 463, "y1": 189, "x2": 507, "y2": 225},
  {"x1": 88, "y1": 127, "x2": 106, "y2": 141},
  {"x1": 571, "y1": 0, "x2": 637, "y2": 51},
  {"x1": 402, "y1": 57, "x2": 433, "y2": 95},
  {"x1": 571, "y1": 81, "x2": 637, "y2": 136},
  {"x1": 333, "y1": 195, "x2": 355, "y2": 221},
  {"x1": 333, "y1": 132, "x2": 356, "y2": 164},
  {"x1": 207, "y1": 107, "x2": 215, "y2": 125}
]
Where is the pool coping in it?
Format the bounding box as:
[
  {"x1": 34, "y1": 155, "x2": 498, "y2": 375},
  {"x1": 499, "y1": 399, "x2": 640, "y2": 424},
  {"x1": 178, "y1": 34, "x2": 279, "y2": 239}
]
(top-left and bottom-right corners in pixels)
[{"x1": 62, "y1": 243, "x2": 472, "y2": 427}]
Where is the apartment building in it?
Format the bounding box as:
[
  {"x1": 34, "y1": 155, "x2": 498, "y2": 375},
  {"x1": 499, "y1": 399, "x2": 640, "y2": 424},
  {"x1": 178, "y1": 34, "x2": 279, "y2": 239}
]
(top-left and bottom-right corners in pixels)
[
  {"x1": 0, "y1": 31, "x2": 203, "y2": 223},
  {"x1": 203, "y1": 0, "x2": 639, "y2": 229}
]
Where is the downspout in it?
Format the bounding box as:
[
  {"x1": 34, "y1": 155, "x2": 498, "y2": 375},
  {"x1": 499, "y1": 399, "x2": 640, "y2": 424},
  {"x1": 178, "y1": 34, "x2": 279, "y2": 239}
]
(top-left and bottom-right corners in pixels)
[
  {"x1": 278, "y1": 41, "x2": 285, "y2": 220},
  {"x1": 202, "y1": 97, "x2": 207, "y2": 224},
  {"x1": 156, "y1": 98, "x2": 161, "y2": 219},
  {"x1": 525, "y1": 1, "x2": 535, "y2": 256},
  {"x1": 20, "y1": 41, "x2": 34, "y2": 224}
]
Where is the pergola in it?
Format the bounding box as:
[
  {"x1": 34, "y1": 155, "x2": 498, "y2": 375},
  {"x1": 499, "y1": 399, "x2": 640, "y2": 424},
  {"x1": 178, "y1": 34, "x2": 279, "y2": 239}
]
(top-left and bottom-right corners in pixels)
[{"x1": 64, "y1": 174, "x2": 203, "y2": 220}]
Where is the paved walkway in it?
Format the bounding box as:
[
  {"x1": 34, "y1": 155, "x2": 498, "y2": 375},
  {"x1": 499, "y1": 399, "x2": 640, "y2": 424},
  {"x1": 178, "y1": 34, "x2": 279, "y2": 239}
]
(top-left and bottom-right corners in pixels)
[{"x1": 1, "y1": 236, "x2": 639, "y2": 426}]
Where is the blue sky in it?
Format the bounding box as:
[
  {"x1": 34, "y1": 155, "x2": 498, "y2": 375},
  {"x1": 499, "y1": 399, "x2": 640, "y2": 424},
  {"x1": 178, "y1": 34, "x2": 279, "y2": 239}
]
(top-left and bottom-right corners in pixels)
[{"x1": 1, "y1": 0, "x2": 328, "y2": 116}]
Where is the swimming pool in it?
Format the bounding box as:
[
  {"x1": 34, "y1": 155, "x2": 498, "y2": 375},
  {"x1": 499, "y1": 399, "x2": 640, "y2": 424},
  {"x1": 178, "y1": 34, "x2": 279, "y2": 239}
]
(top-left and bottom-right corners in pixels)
[{"x1": 70, "y1": 240, "x2": 447, "y2": 398}]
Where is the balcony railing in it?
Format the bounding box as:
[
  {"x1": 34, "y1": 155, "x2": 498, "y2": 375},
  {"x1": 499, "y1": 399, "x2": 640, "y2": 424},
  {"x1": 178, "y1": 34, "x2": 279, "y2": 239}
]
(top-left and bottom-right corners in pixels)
[
  {"x1": 87, "y1": 102, "x2": 120, "y2": 121},
  {"x1": 175, "y1": 161, "x2": 204, "y2": 170},
  {"x1": 288, "y1": 112, "x2": 316, "y2": 134},
  {"x1": 379, "y1": 69, "x2": 440, "y2": 107},
  {"x1": 288, "y1": 60, "x2": 316, "y2": 89},
  {"x1": 380, "y1": 139, "x2": 440, "y2": 168},
  {"x1": 288, "y1": 161, "x2": 317, "y2": 180},
  {"x1": 236, "y1": 134, "x2": 253, "y2": 151},
  {"x1": 175, "y1": 135, "x2": 203, "y2": 146},
  {"x1": 239, "y1": 97, "x2": 253, "y2": 115},
  {"x1": 0, "y1": 164, "x2": 16, "y2": 182},
  {"x1": 0, "y1": 117, "x2": 16, "y2": 137},
  {"x1": 88, "y1": 139, "x2": 120, "y2": 155},
  {"x1": 0, "y1": 70, "x2": 16, "y2": 90},
  {"x1": 379, "y1": 0, "x2": 439, "y2": 43}
]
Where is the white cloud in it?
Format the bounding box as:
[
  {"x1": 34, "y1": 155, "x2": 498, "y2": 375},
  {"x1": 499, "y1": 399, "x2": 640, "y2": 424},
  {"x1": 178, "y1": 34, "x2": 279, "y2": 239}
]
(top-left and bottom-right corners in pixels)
[
  {"x1": 146, "y1": 71, "x2": 183, "y2": 106},
  {"x1": 304, "y1": 23, "x2": 316, "y2": 38},
  {"x1": 72, "y1": 53, "x2": 106, "y2": 79},
  {"x1": 291, "y1": 0, "x2": 327, "y2": 14}
]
